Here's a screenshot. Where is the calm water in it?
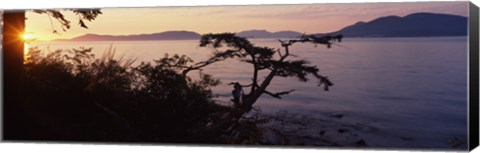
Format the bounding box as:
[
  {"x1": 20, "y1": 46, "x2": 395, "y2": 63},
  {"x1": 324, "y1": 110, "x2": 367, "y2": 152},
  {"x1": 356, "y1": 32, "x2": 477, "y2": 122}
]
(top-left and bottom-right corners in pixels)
[{"x1": 29, "y1": 37, "x2": 468, "y2": 148}]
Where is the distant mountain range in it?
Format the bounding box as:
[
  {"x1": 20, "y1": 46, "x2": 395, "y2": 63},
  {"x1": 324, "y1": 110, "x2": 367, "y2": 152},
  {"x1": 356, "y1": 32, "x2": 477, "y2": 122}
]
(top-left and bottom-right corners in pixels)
[
  {"x1": 235, "y1": 30, "x2": 303, "y2": 38},
  {"x1": 57, "y1": 12, "x2": 467, "y2": 42},
  {"x1": 317, "y1": 12, "x2": 467, "y2": 37},
  {"x1": 59, "y1": 30, "x2": 201, "y2": 41}
]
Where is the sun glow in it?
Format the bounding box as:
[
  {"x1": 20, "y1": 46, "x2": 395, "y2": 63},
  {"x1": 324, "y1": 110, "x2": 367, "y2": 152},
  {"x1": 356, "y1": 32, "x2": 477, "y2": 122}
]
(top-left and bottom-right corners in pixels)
[
  {"x1": 21, "y1": 33, "x2": 35, "y2": 58},
  {"x1": 24, "y1": 43, "x2": 30, "y2": 57},
  {"x1": 22, "y1": 33, "x2": 34, "y2": 41}
]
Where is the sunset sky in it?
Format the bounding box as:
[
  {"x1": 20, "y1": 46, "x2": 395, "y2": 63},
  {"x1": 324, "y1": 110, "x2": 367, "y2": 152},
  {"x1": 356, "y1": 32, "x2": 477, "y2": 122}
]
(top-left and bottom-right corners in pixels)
[{"x1": 25, "y1": 1, "x2": 468, "y2": 41}]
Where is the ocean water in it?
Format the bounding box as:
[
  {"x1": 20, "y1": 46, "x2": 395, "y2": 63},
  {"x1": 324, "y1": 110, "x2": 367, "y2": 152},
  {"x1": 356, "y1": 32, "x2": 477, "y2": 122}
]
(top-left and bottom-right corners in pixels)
[{"x1": 29, "y1": 37, "x2": 468, "y2": 149}]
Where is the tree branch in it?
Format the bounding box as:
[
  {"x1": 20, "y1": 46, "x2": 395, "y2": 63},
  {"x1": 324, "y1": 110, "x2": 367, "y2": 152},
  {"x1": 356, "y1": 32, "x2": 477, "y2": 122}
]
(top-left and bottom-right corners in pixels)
[
  {"x1": 32, "y1": 9, "x2": 102, "y2": 33},
  {"x1": 313, "y1": 74, "x2": 334, "y2": 91},
  {"x1": 182, "y1": 61, "x2": 211, "y2": 76},
  {"x1": 263, "y1": 89, "x2": 295, "y2": 99},
  {"x1": 181, "y1": 49, "x2": 241, "y2": 76}
]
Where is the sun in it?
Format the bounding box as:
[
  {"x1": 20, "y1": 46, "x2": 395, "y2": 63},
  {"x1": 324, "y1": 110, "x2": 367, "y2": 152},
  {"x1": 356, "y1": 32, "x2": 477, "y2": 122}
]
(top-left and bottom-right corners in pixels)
[{"x1": 22, "y1": 33, "x2": 34, "y2": 41}]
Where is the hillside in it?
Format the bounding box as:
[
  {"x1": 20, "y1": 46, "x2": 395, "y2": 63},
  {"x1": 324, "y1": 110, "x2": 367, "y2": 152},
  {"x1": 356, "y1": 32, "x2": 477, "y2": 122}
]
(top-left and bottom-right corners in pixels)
[
  {"x1": 60, "y1": 30, "x2": 201, "y2": 41},
  {"x1": 317, "y1": 12, "x2": 467, "y2": 37}
]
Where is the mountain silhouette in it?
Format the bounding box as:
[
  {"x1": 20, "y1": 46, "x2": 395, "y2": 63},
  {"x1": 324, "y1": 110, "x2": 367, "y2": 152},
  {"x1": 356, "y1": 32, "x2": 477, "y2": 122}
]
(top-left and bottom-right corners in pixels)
[
  {"x1": 59, "y1": 30, "x2": 201, "y2": 41},
  {"x1": 56, "y1": 12, "x2": 468, "y2": 42},
  {"x1": 317, "y1": 12, "x2": 467, "y2": 37},
  {"x1": 236, "y1": 30, "x2": 303, "y2": 38}
]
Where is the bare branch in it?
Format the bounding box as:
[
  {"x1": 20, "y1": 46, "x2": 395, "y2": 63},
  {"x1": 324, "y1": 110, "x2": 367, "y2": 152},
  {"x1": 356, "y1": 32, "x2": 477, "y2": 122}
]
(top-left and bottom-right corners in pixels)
[
  {"x1": 181, "y1": 49, "x2": 241, "y2": 76},
  {"x1": 276, "y1": 50, "x2": 283, "y2": 58},
  {"x1": 182, "y1": 62, "x2": 209, "y2": 76},
  {"x1": 227, "y1": 82, "x2": 252, "y2": 87},
  {"x1": 264, "y1": 89, "x2": 296, "y2": 99}
]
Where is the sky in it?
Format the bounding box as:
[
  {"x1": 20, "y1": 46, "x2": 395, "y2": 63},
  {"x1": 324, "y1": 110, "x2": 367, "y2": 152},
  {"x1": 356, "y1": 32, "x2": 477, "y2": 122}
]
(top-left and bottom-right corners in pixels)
[{"x1": 24, "y1": 1, "x2": 469, "y2": 41}]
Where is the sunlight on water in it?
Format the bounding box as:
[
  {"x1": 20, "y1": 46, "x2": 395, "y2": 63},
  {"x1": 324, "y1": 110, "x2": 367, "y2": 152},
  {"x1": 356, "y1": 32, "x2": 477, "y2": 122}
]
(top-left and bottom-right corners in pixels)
[
  {"x1": 30, "y1": 37, "x2": 468, "y2": 148},
  {"x1": 24, "y1": 43, "x2": 29, "y2": 56}
]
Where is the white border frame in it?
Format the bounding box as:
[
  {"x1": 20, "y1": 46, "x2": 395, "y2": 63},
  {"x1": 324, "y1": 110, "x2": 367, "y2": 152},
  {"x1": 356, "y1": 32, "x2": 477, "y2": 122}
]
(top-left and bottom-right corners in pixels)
[{"x1": 1, "y1": 0, "x2": 479, "y2": 153}]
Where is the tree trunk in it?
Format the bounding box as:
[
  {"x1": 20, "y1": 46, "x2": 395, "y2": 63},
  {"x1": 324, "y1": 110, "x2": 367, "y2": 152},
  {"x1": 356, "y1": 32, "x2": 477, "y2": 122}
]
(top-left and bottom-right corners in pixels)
[{"x1": 3, "y1": 11, "x2": 26, "y2": 139}]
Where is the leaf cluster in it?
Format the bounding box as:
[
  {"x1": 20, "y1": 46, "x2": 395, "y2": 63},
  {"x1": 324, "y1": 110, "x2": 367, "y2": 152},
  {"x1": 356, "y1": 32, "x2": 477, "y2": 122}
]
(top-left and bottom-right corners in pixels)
[
  {"x1": 33, "y1": 9, "x2": 102, "y2": 33},
  {"x1": 198, "y1": 33, "x2": 333, "y2": 90}
]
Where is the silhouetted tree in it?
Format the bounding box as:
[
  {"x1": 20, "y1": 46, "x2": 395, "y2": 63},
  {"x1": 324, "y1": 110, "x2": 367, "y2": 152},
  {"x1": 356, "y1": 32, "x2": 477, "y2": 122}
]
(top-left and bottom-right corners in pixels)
[
  {"x1": 181, "y1": 33, "x2": 342, "y2": 136},
  {"x1": 3, "y1": 9, "x2": 101, "y2": 139},
  {"x1": 3, "y1": 12, "x2": 28, "y2": 139}
]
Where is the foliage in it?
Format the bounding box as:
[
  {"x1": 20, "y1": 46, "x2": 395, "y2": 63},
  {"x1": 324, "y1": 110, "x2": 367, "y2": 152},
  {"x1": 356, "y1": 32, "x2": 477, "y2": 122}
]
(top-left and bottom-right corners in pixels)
[
  {"x1": 18, "y1": 33, "x2": 339, "y2": 143},
  {"x1": 32, "y1": 9, "x2": 102, "y2": 33},
  {"x1": 175, "y1": 33, "x2": 339, "y2": 142},
  {"x1": 190, "y1": 33, "x2": 335, "y2": 114},
  {"x1": 21, "y1": 47, "x2": 228, "y2": 142}
]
